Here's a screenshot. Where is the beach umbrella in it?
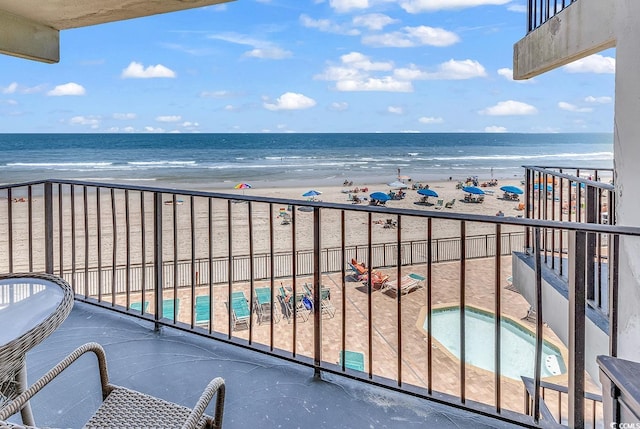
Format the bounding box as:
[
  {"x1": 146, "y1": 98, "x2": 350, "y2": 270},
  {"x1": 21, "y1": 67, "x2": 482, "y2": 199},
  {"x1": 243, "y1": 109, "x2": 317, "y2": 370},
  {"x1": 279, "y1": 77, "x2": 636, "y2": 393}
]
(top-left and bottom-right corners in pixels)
[
  {"x1": 462, "y1": 186, "x2": 485, "y2": 195},
  {"x1": 234, "y1": 182, "x2": 252, "y2": 195},
  {"x1": 387, "y1": 181, "x2": 408, "y2": 189},
  {"x1": 370, "y1": 192, "x2": 391, "y2": 202},
  {"x1": 302, "y1": 190, "x2": 322, "y2": 197},
  {"x1": 500, "y1": 185, "x2": 523, "y2": 195},
  {"x1": 417, "y1": 188, "x2": 438, "y2": 198}
]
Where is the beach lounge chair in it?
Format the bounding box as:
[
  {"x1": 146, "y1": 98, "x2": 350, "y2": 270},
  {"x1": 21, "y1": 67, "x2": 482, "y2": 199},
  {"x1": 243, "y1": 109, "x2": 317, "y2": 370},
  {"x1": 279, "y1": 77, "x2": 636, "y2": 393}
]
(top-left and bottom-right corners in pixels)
[
  {"x1": 347, "y1": 259, "x2": 367, "y2": 281},
  {"x1": 195, "y1": 295, "x2": 211, "y2": 326},
  {"x1": 278, "y1": 286, "x2": 310, "y2": 322},
  {"x1": 162, "y1": 298, "x2": 180, "y2": 321},
  {"x1": 281, "y1": 212, "x2": 292, "y2": 225},
  {"x1": 381, "y1": 273, "x2": 426, "y2": 295},
  {"x1": 339, "y1": 350, "x2": 365, "y2": 371},
  {"x1": 0, "y1": 342, "x2": 226, "y2": 429},
  {"x1": 226, "y1": 291, "x2": 251, "y2": 330},
  {"x1": 254, "y1": 287, "x2": 279, "y2": 324},
  {"x1": 445, "y1": 198, "x2": 456, "y2": 209},
  {"x1": 129, "y1": 301, "x2": 149, "y2": 313},
  {"x1": 303, "y1": 283, "x2": 335, "y2": 318},
  {"x1": 434, "y1": 199, "x2": 444, "y2": 209}
]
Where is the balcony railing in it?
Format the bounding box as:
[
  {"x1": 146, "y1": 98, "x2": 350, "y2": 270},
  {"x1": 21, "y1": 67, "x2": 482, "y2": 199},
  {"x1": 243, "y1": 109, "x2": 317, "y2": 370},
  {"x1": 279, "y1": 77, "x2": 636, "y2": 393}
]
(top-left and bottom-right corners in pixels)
[
  {"x1": 1, "y1": 178, "x2": 635, "y2": 428},
  {"x1": 523, "y1": 165, "x2": 614, "y2": 319},
  {"x1": 528, "y1": 0, "x2": 579, "y2": 33}
]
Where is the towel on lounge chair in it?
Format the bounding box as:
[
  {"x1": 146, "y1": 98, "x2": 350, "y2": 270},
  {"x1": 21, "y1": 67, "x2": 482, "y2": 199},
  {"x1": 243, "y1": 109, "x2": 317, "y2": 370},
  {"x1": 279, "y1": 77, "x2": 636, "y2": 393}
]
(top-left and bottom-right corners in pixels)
[{"x1": 382, "y1": 273, "x2": 426, "y2": 295}]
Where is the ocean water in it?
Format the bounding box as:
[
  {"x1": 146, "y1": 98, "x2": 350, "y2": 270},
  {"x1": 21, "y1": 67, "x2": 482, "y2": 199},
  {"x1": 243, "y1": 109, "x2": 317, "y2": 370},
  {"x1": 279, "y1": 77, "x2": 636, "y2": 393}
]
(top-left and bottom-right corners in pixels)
[{"x1": 0, "y1": 133, "x2": 613, "y2": 189}]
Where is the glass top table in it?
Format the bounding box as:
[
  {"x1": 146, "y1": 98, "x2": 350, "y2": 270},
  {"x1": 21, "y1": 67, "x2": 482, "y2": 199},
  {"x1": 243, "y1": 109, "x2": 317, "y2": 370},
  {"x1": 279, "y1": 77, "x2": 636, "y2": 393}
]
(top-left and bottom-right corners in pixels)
[{"x1": 0, "y1": 273, "x2": 74, "y2": 426}]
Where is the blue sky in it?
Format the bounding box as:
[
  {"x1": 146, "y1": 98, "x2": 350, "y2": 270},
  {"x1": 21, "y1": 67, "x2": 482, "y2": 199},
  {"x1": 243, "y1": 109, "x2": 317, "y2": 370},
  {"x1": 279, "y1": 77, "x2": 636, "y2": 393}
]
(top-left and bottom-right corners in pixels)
[{"x1": 0, "y1": 0, "x2": 615, "y2": 134}]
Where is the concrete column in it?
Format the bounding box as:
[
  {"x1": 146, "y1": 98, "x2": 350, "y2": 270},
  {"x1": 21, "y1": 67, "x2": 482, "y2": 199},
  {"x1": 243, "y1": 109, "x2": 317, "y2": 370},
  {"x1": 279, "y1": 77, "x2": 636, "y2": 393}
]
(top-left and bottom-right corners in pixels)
[{"x1": 612, "y1": 0, "x2": 640, "y2": 361}]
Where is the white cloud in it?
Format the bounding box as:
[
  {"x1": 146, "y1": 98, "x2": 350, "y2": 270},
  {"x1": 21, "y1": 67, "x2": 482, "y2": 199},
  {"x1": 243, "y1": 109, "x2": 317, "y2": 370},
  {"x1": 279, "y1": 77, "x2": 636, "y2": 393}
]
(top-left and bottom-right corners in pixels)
[
  {"x1": 388, "y1": 106, "x2": 404, "y2": 114},
  {"x1": 330, "y1": 101, "x2": 349, "y2": 111},
  {"x1": 330, "y1": 0, "x2": 370, "y2": 13},
  {"x1": 121, "y1": 62, "x2": 176, "y2": 79},
  {"x1": 144, "y1": 126, "x2": 166, "y2": 133},
  {"x1": 395, "y1": 59, "x2": 487, "y2": 80},
  {"x1": 182, "y1": 121, "x2": 199, "y2": 127},
  {"x1": 563, "y1": 54, "x2": 615, "y2": 74},
  {"x1": 337, "y1": 77, "x2": 413, "y2": 92},
  {"x1": 480, "y1": 100, "x2": 537, "y2": 116},
  {"x1": 400, "y1": 0, "x2": 511, "y2": 13},
  {"x1": 558, "y1": 101, "x2": 593, "y2": 113},
  {"x1": 363, "y1": 25, "x2": 459, "y2": 48},
  {"x1": 497, "y1": 67, "x2": 535, "y2": 83},
  {"x1": 419, "y1": 116, "x2": 444, "y2": 124},
  {"x1": 47, "y1": 82, "x2": 86, "y2": 96},
  {"x1": 352, "y1": 13, "x2": 398, "y2": 31},
  {"x1": 264, "y1": 92, "x2": 317, "y2": 111},
  {"x1": 300, "y1": 14, "x2": 360, "y2": 35},
  {"x1": 156, "y1": 115, "x2": 182, "y2": 122},
  {"x1": 341, "y1": 52, "x2": 393, "y2": 71},
  {"x1": 113, "y1": 113, "x2": 137, "y2": 120},
  {"x1": 585, "y1": 96, "x2": 612, "y2": 104},
  {"x1": 201, "y1": 90, "x2": 237, "y2": 98},
  {"x1": 485, "y1": 125, "x2": 508, "y2": 132},
  {"x1": 2, "y1": 82, "x2": 18, "y2": 94},
  {"x1": 208, "y1": 33, "x2": 292, "y2": 60},
  {"x1": 508, "y1": 4, "x2": 527, "y2": 12},
  {"x1": 244, "y1": 47, "x2": 292, "y2": 59},
  {"x1": 69, "y1": 115, "x2": 100, "y2": 128}
]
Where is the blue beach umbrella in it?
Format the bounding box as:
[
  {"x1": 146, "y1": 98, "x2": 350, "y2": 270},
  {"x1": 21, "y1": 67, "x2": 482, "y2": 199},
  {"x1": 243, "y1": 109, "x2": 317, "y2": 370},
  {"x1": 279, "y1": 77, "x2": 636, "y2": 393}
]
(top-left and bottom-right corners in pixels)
[
  {"x1": 302, "y1": 190, "x2": 322, "y2": 197},
  {"x1": 462, "y1": 186, "x2": 485, "y2": 195},
  {"x1": 500, "y1": 185, "x2": 523, "y2": 195},
  {"x1": 417, "y1": 188, "x2": 438, "y2": 198},
  {"x1": 370, "y1": 192, "x2": 391, "y2": 202}
]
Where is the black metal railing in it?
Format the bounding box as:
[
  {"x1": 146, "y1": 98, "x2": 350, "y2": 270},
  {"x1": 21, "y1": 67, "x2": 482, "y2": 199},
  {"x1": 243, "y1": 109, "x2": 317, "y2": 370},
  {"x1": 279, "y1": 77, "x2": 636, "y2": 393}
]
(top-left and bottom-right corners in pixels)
[
  {"x1": 528, "y1": 0, "x2": 579, "y2": 33},
  {"x1": 1, "y1": 178, "x2": 634, "y2": 428},
  {"x1": 523, "y1": 165, "x2": 614, "y2": 318}
]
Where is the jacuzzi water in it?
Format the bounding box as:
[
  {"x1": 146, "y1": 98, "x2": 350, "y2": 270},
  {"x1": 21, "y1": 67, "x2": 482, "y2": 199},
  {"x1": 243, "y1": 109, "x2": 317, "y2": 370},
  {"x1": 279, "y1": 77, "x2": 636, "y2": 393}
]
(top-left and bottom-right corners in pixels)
[{"x1": 424, "y1": 306, "x2": 566, "y2": 380}]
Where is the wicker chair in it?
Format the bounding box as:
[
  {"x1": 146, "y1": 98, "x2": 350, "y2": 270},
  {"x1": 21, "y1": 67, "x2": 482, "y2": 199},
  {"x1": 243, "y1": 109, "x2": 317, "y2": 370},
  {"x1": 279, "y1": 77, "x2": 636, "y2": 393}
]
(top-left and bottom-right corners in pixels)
[{"x1": 0, "y1": 342, "x2": 225, "y2": 429}]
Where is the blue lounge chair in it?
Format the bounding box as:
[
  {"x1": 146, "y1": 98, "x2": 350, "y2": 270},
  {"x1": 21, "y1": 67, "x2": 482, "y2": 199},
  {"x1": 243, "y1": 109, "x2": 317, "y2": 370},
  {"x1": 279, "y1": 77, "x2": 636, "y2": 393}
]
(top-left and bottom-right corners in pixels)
[
  {"x1": 195, "y1": 295, "x2": 211, "y2": 326},
  {"x1": 339, "y1": 350, "x2": 365, "y2": 372},
  {"x1": 129, "y1": 301, "x2": 149, "y2": 313},
  {"x1": 254, "y1": 287, "x2": 279, "y2": 324},
  {"x1": 162, "y1": 298, "x2": 180, "y2": 321},
  {"x1": 226, "y1": 291, "x2": 251, "y2": 330}
]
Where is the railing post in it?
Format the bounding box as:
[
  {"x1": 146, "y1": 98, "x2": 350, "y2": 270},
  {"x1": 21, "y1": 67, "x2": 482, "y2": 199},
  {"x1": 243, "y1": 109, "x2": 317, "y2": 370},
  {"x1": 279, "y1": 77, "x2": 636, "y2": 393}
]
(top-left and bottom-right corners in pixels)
[
  {"x1": 568, "y1": 230, "x2": 586, "y2": 429},
  {"x1": 44, "y1": 182, "x2": 54, "y2": 274},
  {"x1": 313, "y1": 207, "x2": 322, "y2": 377},
  {"x1": 153, "y1": 192, "x2": 163, "y2": 329},
  {"x1": 585, "y1": 186, "x2": 597, "y2": 302}
]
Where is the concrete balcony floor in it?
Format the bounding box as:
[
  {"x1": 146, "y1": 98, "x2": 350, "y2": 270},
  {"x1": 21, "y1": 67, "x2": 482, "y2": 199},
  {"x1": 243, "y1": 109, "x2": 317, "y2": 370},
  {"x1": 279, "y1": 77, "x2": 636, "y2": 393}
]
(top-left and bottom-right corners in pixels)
[{"x1": 10, "y1": 302, "x2": 524, "y2": 429}]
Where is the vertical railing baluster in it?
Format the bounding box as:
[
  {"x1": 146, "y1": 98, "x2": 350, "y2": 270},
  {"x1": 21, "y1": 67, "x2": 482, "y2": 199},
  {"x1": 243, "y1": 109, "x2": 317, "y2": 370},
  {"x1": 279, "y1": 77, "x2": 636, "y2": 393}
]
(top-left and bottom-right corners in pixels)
[
  {"x1": 44, "y1": 182, "x2": 53, "y2": 274},
  {"x1": 227, "y1": 199, "x2": 233, "y2": 338},
  {"x1": 190, "y1": 195, "x2": 196, "y2": 328},
  {"x1": 268, "y1": 203, "x2": 275, "y2": 348},
  {"x1": 7, "y1": 188, "x2": 13, "y2": 273},
  {"x1": 28, "y1": 185, "x2": 33, "y2": 272},
  {"x1": 396, "y1": 215, "x2": 402, "y2": 386},
  {"x1": 568, "y1": 229, "x2": 586, "y2": 429},
  {"x1": 140, "y1": 192, "x2": 146, "y2": 315},
  {"x1": 125, "y1": 190, "x2": 131, "y2": 310},
  {"x1": 172, "y1": 194, "x2": 178, "y2": 323},
  {"x1": 460, "y1": 220, "x2": 466, "y2": 403},
  {"x1": 341, "y1": 210, "x2": 347, "y2": 371},
  {"x1": 208, "y1": 197, "x2": 214, "y2": 335},
  {"x1": 533, "y1": 227, "x2": 543, "y2": 423},
  {"x1": 111, "y1": 189, "x2": 117, "y2": 306},
  {"x1": 313, "y1": 207, "x2": 321, "y2": 377},
  {"x1": 97, "y1": 187, "x2": 102, "y2": 302},
  {"x1": 83, "y1": 186, "x2": 89, "y2": 298},
  {"x1": 248, "y1": 201, "x2": 255, "y2": 344},
  {"x1": 70, "y1": 185, "x2": 76, "y2": 293},
  {"x1": 153, "y1": 192, "x2": 163, "y2": 328},
  {"x1": 426, "y1": 217, "x2": 433, "y2": 394},
  {"x1": 367, "y1": 212, "x2": 373, "y2": 378},
  {"x1": 610, "y1": 235, "x2": 619, "y2": 357},
  {"x1": 58, "y1": 183, "x2": 63, "y2": 277},
  {"x1": 495, "y1": 223, "x2": 502, "y2": 413}
]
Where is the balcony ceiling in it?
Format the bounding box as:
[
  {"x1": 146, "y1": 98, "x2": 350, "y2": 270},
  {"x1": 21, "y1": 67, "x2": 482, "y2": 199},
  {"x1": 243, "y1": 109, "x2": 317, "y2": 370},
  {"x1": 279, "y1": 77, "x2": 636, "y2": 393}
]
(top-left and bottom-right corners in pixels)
[{"x1": 0, "y1": 0, "x2": 234, "y2": 63}]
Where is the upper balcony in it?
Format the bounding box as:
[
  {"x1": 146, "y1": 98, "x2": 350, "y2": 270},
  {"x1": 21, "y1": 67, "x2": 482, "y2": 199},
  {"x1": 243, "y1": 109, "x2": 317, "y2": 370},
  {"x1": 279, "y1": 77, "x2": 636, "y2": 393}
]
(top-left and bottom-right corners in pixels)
[{"x1": 0, "y1": 178, "x2": 630, "y2": 428}]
